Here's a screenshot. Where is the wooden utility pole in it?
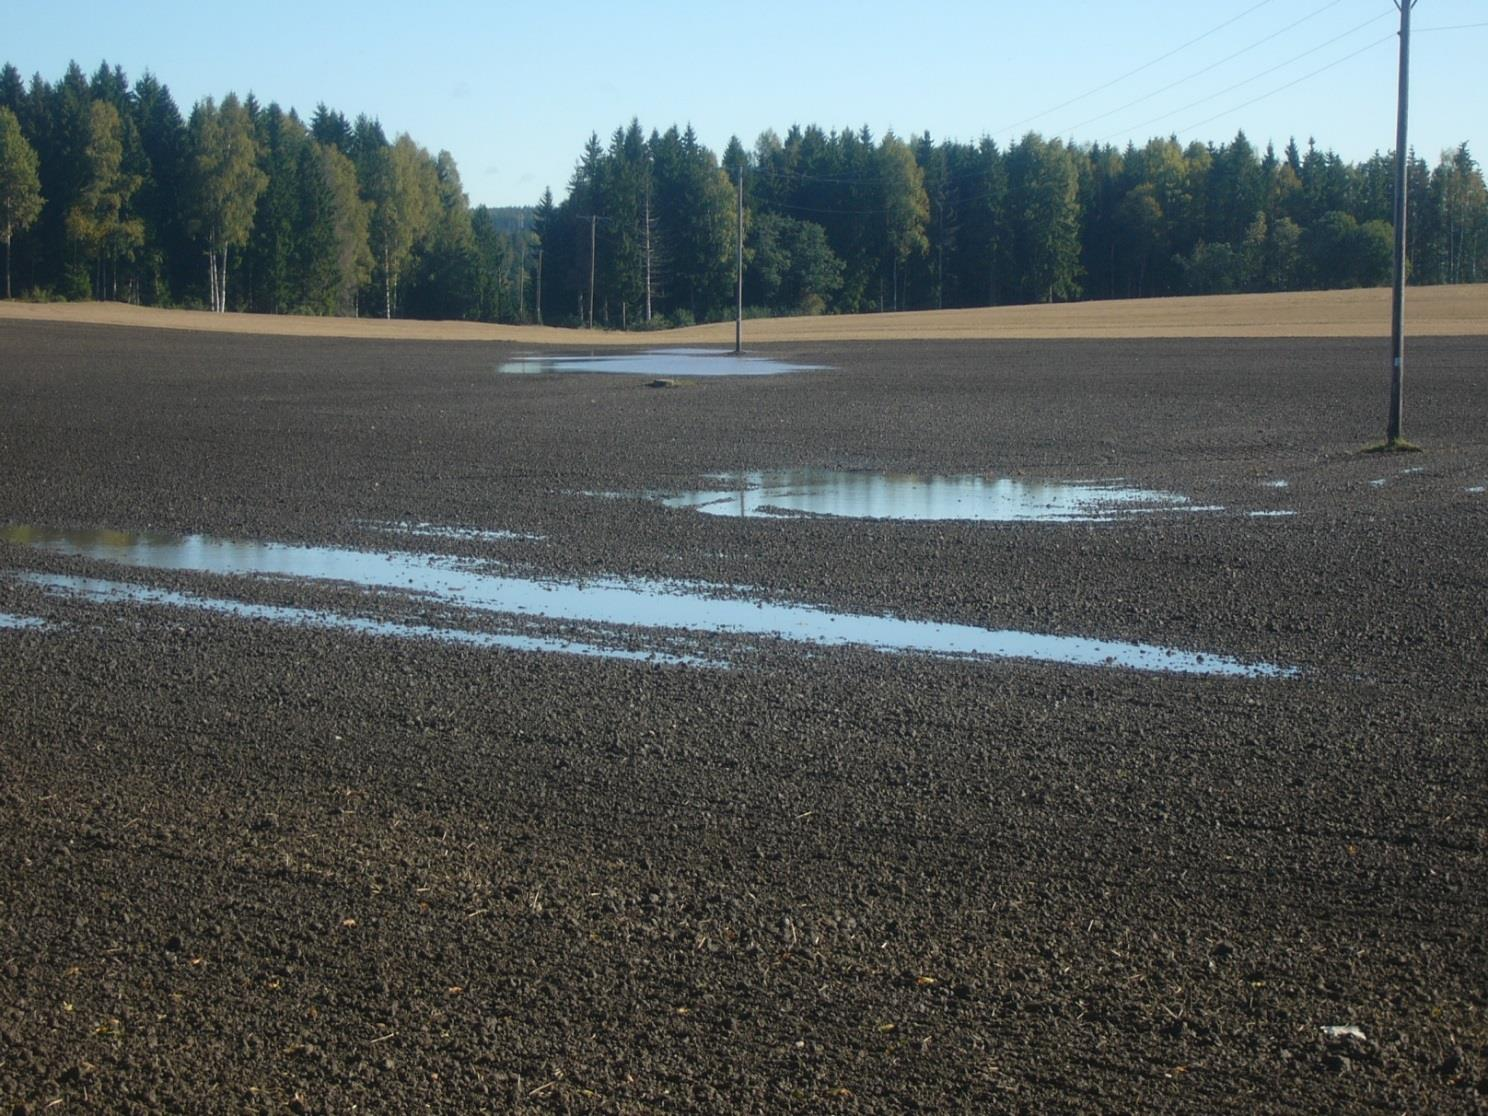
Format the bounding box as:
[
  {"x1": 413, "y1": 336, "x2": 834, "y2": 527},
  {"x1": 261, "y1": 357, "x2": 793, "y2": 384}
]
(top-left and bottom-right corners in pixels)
[
  {"x1": 735, "y1": 165, "x2": 744, "y2": 354},
  {"x1": 587, "y1": 213, "x2": 598, "y2": 329},
  {"x1": 535, "y1": 247, "x2": 543, "y2": 326},
  {"x1": 1387, "y1": 0, "x2": 1417, "y2": 445},
  {"x1": 644, "y1": 176, "x2": 654, "y2": 323},
  {"x1": 937, "y1": 195, "x2": 945, "y2": 311}
]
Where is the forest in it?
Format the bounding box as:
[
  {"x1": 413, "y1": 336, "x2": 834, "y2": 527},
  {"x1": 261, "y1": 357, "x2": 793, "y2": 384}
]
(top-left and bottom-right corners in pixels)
[{"x1": 1, "y1": 60, "x2": 1484, "y2": 327}]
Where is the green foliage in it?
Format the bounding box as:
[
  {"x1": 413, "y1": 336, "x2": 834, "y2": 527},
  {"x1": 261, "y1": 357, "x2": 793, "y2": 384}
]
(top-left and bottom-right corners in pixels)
[
  {"x1": 366, "y1": 134, "x2": 437, "y2": 318},
  {"x1": 747, "y1": 213, "x2": 843, "y2": 313},
  {"x1": 1418, "y1": 145, "x2": 1488, "y2": 285},
  {"x1": 876, "y1": 132, "x2": 929, "y2": 310},
  {"x1": 246, "y1": 103, "x2": 305, "y2": 314},
  {"x1": 187, "y1": 93, "x2": 267, "y2": 310},
  {"x1": 65, "y1": 100, "x2": 144, "y2": 298},
  {"x1": 317, "y1": 142, "x2": 373, "y2": 314},
  {"x1": 187, "y1": 94, "x2": 265, "y2": 253},
  {"x1": 402, "y1": 149, "x2": 480, "y2": 321},
  {"x1": 1006, "y1": 133, "x2": 1082, "y2": 303},
  {"x1": 1, "y1": 57, "x2": 1484, "y2": 324},
  {"x1": 0, "y1": 105, "x2": 44, "y2": 297},
  {"x1": 1176, "y1": 241, "x2": 1242, "y2": 295},
  {"x1": 1304, "y1": 211, "x2": 1393, "y2": 290}
]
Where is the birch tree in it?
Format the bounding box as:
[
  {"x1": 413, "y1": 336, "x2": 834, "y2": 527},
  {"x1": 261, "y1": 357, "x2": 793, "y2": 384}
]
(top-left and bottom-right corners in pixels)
[
  {"x1": 1425, "y1": 145, "x2": 1487, "y2": 284},
  {"x1": 186, "y1": 93, "x2": 266, "y2": 311},
  {"x1": 876, "y1": 132, "x2": 929, "y2": 311},
  {"x1": 0, "y1": 106, "x2": 43, "y2": 298},
  {"x1": 366, "y1": 133, "x2": 436, "y2": 318}
]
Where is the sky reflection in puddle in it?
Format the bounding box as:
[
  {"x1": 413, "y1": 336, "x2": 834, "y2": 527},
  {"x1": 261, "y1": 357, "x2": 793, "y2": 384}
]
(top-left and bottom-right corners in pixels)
[
  {"x1": 18, "y1": 573, "x2": 704, "y2": 665},
  {"x1": 650, "y1": 470, "x2": 1200, "y2": 522},
  {"x1": 0, "y1": 610, "x2": 48, "y2": 630},
  {"x1": 497, "y1": 349, "x2": 823, "y2": 377},
  {"x1": 0, "y1": 524, "x2": 1292, "y2": 677}
]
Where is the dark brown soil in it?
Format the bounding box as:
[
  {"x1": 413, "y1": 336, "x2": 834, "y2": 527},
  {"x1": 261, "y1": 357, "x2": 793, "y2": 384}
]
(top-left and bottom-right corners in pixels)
[{"x1": 1, "y1": 321, "x2": 1485, "y2": 1113}]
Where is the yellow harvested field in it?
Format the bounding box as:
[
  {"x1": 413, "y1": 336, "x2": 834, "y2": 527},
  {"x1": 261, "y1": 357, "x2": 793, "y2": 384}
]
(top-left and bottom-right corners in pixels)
[{"x1": 3, "y1": 284, "x2": 1485, "y2": 343}]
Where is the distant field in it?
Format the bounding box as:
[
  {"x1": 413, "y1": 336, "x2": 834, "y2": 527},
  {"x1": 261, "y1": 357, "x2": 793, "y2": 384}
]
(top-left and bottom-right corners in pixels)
[{"x1": 2, "y1": 284, "x2": 1485, "y2": 343}]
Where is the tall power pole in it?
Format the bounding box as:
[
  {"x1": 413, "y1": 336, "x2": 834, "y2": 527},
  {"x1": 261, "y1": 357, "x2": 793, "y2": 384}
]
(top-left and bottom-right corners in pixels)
[
  {"x1": 1387, "y1": 0, "x2": 1417, "y2": 445},
  {"x1": 588, "y1": 214, "x2": 598, "y2": 329},
  {"x1": 577, "y1": 214, "x2": 605, "y2": 330},
  {"x1": 518, "y1": 233, "x2": 527, "y2": 320},
  {"x1": 644, "y1": 179, "x2": 653, "y2": 323}
]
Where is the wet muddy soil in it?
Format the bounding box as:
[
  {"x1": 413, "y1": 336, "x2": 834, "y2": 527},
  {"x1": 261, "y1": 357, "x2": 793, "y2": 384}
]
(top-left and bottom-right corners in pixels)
[{"x1": 1, "y1": 322, "x2": 1486, "y2": 1113}]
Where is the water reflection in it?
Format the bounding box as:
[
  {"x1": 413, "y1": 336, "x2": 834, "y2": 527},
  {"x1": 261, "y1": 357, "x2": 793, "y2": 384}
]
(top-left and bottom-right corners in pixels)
[
  {"x1": 1, "y1": 524, "x2": 1293, "y2": 677},
  {"x1": 497, "y1": 349, "x2": 823, "y2": 378},
  {"x1": 18, "y1": 573, "x2": 706, "y2": 665},
  {"x1": 650, "y1": 470, "x2": 1200, "y2": 522},
  {"x1": 0, "y1": 610, "x2": 47, "y2": 630}
]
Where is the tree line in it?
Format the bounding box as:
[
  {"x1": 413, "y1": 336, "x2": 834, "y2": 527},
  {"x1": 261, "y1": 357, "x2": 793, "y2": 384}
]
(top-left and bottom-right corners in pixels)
[
  {"x1": 1, "y1": 60, "x2": 1484, "y2": 326},
  {"x1": 551, "y1": 122, "x2": 1485, "y2": 328},
  {"x1": 0, "y1": 61, "x2": 533, "y2": 319}
]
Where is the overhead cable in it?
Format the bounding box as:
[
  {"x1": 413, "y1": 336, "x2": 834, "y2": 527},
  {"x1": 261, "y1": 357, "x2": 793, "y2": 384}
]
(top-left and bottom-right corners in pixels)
[
  {"x1": 1099, "y1": 11, "x2": 1396, "y2": 143},
  {"x1": 1175, "y1": 34, "x2": 1395, "y2": 137},
  {"x1": 1057, "y1": 0, "x2": 1350, "y2": 136},
  {"x1": 990, "y1": 0, "x2": 1281, "y2": 136},
  {"x1": 1413, "y1": 22, "x2": 1488, "y2": 33}
]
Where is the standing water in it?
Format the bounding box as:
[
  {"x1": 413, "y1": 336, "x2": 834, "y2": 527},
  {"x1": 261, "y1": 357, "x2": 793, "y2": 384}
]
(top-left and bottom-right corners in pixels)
[{"x1": 1, "y1": 524, "x2": 1293, "y2": 677}]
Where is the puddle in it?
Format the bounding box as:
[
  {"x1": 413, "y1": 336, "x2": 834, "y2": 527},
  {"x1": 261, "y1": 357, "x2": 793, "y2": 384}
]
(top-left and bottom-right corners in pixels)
[
  {"x1": 0, "y1": 524, "x2": 1292, "y2": 677},
  {"x1": 1263, "y1": 479, "x2": 1290, "y2": 489},
  {"x1": 19, "y1": 573, "x2": 706, "y2": 666},
  {"x1": 3, "y1": 525, "x2": 412, "y2": 584},
  {"x1": 361, "y1": 521, "x2": 542, "y2": 543},
  {"x1": 0, "y1": 610, "x2": 48, "y2": 630},
  {"x1": 497, "y1": 348, "x2": 823, "y2": 378},
  {"x1": 1373, "y1": 467, "x2": 1426, "y2": 488},
  {"x1": 1466, "y1": 486, "x2": 1485, "y2": 494},
  {"x1": 1247, "y1": 510, "x2": 1296, "y2": 518},
  {"x1": 645, "y1": 470, "x2": 1201, "y2": 522}
]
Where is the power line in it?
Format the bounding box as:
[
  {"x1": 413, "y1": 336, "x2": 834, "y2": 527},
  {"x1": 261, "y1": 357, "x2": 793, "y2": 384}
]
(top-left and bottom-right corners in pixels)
[
  {"x1": 752, "y1": 167, "x2": 884, "y2": 185},
  {"x1": 1175, "y1": 34, "x2": 1395, "y2": 137},
  {"x1": 1056, "y1": 0, "x2": 1350, "y2": 137},
  {"x1": 1414, "y1": 21, "x2": 1488, "y2": 33},
  {"x1": 772, "y1": 199, "x2": 893, "y2": 217},
  {"x1": 733, "y1": 2, "x2": 1432, "y2": 199},
  {"x1": 769, "y1": 185, "x2": 1008, "y2": 220},
  {"x1": 1098, "y1": 10, "x2": 1396, "y2": 143},
  {"x1": 990, "y1": 0, "x2": 1281, "y2": 136},
  {"x1": 754, "y1": 163, "x2": 998, "y2": 191}
]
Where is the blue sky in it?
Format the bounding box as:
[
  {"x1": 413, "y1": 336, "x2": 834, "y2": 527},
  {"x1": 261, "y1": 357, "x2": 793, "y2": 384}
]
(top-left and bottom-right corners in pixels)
[{"x1": 7, "y1": 0, "x2": 1484, "y2": 207}]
